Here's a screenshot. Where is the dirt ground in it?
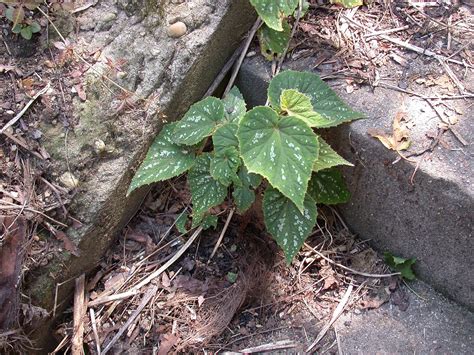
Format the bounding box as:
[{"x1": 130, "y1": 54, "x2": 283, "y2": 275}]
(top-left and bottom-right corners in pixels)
[{"x1": 1, "y1": 0, "x2": 473, "y2": 353}]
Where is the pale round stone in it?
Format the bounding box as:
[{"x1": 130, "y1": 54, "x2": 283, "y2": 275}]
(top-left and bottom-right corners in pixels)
[
  {"x1": 59, "y1": 172, "x2": 79, "y2": 189},
  {"x1": 167, "y1": 21, "x2": 187, "y2": 38}
]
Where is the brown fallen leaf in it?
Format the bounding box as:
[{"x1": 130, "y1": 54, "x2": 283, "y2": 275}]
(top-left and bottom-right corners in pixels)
[
  {"x1": 368, "y1": 111, "x2": 411, "y2": 152},
  {"x1": 158, "y1": 333, "x2": 179, "y2": 355},
  {"x1": 55, "y1": 230, "x2": 81, "y2": 256}
]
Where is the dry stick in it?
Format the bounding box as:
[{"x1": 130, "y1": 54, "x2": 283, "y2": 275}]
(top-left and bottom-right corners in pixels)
[
  {"x1": 89, "y1": 308, "x2": 101, "y2": 355},
  {"x1": 343, "y1": 16, "x2": 471, "y2": 67},
  {"x1": 0, "y1": 83, "x2": 50, "y2": 134},
  {"x1": 101, "y1": 285, "x2": 159, "y2": 355},
  {"x1": 208, "y1": 207, "x2": 235, "y2": 262},
  {"x1": 306, "y1": 284, "x2": 353, "y2": 353},
  {"x1": 223, "y1": 18, "x2": 262, "y2": 97},
  {"x1": 203, "y1": 41, "x2": 246, "y2": 97},
  {"x1": 304, "y1": 243, "x2": 400, "y2": 278},
  {"x1": 437, "y1": 58, "x2": 466, "y2": 94},
  {"x1": 89, "y1": 227, "x2": 203, "y2": 306},
  {"x1": 364, "y1": 25, "x2": 410, "y2": 38},
  {"x1": 275, "y1": 0, "x2": 303, "y2": 76},
  {"x1": 239, "y1": 340, "x2": 297, "y2": 353},
  {"x1": 2, "y1": 130, "x2": 45, "y2": 161},
  {"x1": 71, "y1": 274, "x2": 86, "y2": 355}
]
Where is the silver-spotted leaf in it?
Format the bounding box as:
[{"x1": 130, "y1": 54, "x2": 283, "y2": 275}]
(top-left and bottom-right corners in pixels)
[
  {"x1": 223, "y1": 87, "x2": 246, "y2": 122},
  {"x1": 232, "y1": 166, "x2": 262, "y2": 213},
  {"x1": 268, "y1": 70, "x2": 364, "y2": 128},
  {"x1": 237, "y1": 106, "x2": 319, "y2": 211},
  {"x1": 188, "y1": 154, "x2": 227, "y2": 215},
  {"x1": 172, "y1": 96, "x2": 224, "y2": 145},
  {"x1": 128, "y1": 123, "x2": 195, "y2": 195},
  {"x1": 233, "y1": 185, "x2": 255, "y2": 213},
  {"x1": 210, "y1": 146, "x2": 241, "y2": 187},
  {"x1": 201, "y1": 214, "x2": 218, "y2": 230},
  {"x1": 263, "y1": 186, "x2": 317, "y2": 263},
  {"x1": 280, "y1": 89, "x2": 326, "y2": 127},
  {"x1": 308, "y1": 168, "x2": 350, "y2": 204},
  {"x1": 258, "y1": 21, "x2": 291, "y2": 60},
  {"x1": 213, "y1": 122, "x2": 239, "y2": 151},
  {"x1": 313, "y1": 137, "x2": 353, "y2": 171},
  {"x1": 250, "y1": 0, "x2": 299, "y2": 31}
]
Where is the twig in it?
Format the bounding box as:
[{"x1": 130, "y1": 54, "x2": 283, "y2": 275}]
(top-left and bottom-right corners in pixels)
[
  {"x1": 306, "y1": 284, "x2": 353, "y2": 352},
  {"x1": 377, "y1": 82, "x2": 474, "y2": 100},
  {"x1": 208, "y1": 208, "x2": 235, "y2": 262},
  {"x1": 304, "y1": 243, "x2": 400, "y2": 278},
  {"x1": 223, "y1": 18, "x2": 262, "y2": 97},
  {"x1": 101, "y1": 285, "x2": 158, "y2": 355},
  {"x1": 71, "y1": 274, "x2": 86, "y2": 355},
  {"x1": 364, "y1": 25, "x2": 410, "y2": 38},
  {"x1": 275, "y1": 0, "x2": 303, "y2": 76},
  {"x1": 0, "y1": 83, "x2": 50, "y2": 134},
  {"x1": 1, "y1": 131, "x2": 45, "y2": 160},
  {"x1": 204, "y1": 41, "x2": 246, "y2": 97},
  {"x1": 343, "y1": 16, "x2": 471, "y2": 67},
  {"x1": 437, "y1": 58, "x2": 466, "y2": 94},
  {"x1": 89, "y1": 308, "x2": 101, "y2": 355},
  {"x1": 89, "y1": 227, "x2": 203, "y2": 306},
  {"x1": 238, "y1": 340, "x2": 297, "y2": 353},
  {"x1": 0, "y1": 200, "x2": 68, "y2": 227}
]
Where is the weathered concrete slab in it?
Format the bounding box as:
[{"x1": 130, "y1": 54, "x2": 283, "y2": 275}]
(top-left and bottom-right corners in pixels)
[
  {"x1": 236, "y1": 55, "x2": 473, "y2": 309},
  {"x1": 337, "y1": 280, "x2": 474, "y2": 354},
  {"x1": 25, "y1": 0, "x2": 256, "y2": 345}
]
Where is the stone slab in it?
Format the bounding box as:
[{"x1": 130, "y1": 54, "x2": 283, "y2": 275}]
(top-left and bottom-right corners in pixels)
[
  {"x1": 24, "y1": 0, "x2": 256, "y2": 348},
  {"x1": 236, "y1": 55, "x2": 473, "y2": 309}
]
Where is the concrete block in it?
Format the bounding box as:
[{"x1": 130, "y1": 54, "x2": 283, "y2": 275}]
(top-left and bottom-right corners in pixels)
[{"x1": 236, "y1": 55, "x2": 473, "y2": 309}]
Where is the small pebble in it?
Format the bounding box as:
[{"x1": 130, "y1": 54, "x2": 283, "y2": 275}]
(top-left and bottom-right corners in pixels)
[
  {"x1": 167, "y1": 21, "x2": 187, "y2": 38},
  {"x1": 94, "y1": 139, "x2": 106, "y2": 154},
  {"x1": 59, "y1": 172, "x2": 79, "y2": 189}
]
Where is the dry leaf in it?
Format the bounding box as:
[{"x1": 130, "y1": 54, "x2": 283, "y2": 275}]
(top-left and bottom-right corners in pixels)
[
  {"x1": 368, "y1": 112, "x2": 411, "y2": 152},
  {"x1": 158, "y1": 333, "x2": 178, "y2": 355},
  {"x1": 55, "y1": 230, "x2": 80, "y2": 256}
]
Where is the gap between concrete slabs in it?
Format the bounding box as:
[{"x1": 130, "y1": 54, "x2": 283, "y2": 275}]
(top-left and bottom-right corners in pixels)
[{"x1": 236, "y1": 55, "x2": 473, "y2": 310}]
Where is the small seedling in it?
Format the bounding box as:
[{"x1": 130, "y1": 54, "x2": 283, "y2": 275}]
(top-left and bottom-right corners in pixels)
[{"x1": 384, "y1": 252, "x2": 416, "y2": 280}]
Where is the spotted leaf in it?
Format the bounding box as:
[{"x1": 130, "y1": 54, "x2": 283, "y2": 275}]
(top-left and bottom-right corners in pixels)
[
  {"x1": 263, "y1": 186, "x2": 317, "y2": 263},
  {"x1": 268, "y1": 70, "x2": 364, "y2": 128},
  {"x1": 232, "y1": 166, "x2": 262, "y2": 213},
  {"x1": 258, "y1": 21, "x2": 291, "y2": 60},
  {"x1": 223, "y1": 87, "x2": 246, "y2": 122},
  {"x1": 308, "y1": 168, "x2": 350, "y2": 204},
  {"x1": 210, "y1": 146, "x2": 241, "y2": 187},
  {"x1": 188, "y1": 154, "x2": 227, "y2": 216},
  {"x1": 237, "y1": 106, "x2": 318, "y2": 211},
  {"x1": 313, "y1": 137, "x2": 353, "y2": 171},
  {"x1": 330, "y1": 0, "x2": 363, "y2": 9},
  {"x1": 280, "y1": 89, "x2": 327, "y2": 127},
  {"x1": 127, "y1": 123, "x2": 195, "y2": 195},
  {"x1": 250, "y1": 0, "x2": 299, "y2": 31},
  {"x1": 212, "y1": 122, "x2": 239, "y2": 151},
  {"x1": 172, "y1": 96, "x2": 224, "y2": 145}
]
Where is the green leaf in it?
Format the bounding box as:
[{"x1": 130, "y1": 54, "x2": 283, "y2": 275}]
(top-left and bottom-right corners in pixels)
[
  {"x1": 227, "y1": 272, "x2": 238, "y2": 283},
  {"x1": 29, "y1": 21, "x2": 41, "y2": 33},
  {"x1": 250, "y1": 0, "x2": 299, "y2": 31},
  {"x1": 12, "y1": 24, "x2": 22, "y2": 34},
  {"x1": 237, "y1": 106, "x2": 319, "y2": 211},
  {"x1": 308, "y1": 168, "x2": 350, "y2": 205},
  {"x1": 188, "y1": 154, "x2": 227, "y2": 216},
  {"x1": 238, "y1": 165, "x2": 262, "y2": 189},
  {"x1": 20, "y1": 26, "x2": 32, "y2": 40},
  {"x1": 212, "y1": 122, "x2": 239, "y2": 151},
  {"x1": 280, "y1": 89, "x2": 325, "y2": 127},
  {"x1": 330, "y1": 0, "x2": 363, "y2": 9},
  {"x1": 128, "y1": 123, "x2": 195, "y2": 195},
  {"x1": 210, "y1": 146, "x2": 241, "y2": 187},
  {"x1": 201, "y1": 214, "x2": 218, "y2": 230},
  {"x1": 232, "y1": 166, "x2": 262, "y2": 214},
  {"x1": 175, "y1": 212, "x2": 189, "y2": 234},
  {"x1": 384, "y1": 252, "x2": 416, "y2": 280},
  {"x1": 223, "y1": 86, "x2": 246, "y2": 122},
  {"x1": 172, "y1": 96, "x2": 224, "y2": 145},
  {"x1": 258, "y1": 21, "x2": 291, "y2": 60},
  {"x1": 313, "y1": 137, "x2": 353, "y2": 171},
  {"x1": 268, "y1": 70, "x2": 364, "y2": 128},
  {"x1": 263, "y1": 186, "x2": 317, "y2": 263},
  {"x1": 5, "y1": 8, "x2": 14, "y2": 22},
  {"x1": 10, "y1": 6, "x2": 24, "y2": 28}
]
